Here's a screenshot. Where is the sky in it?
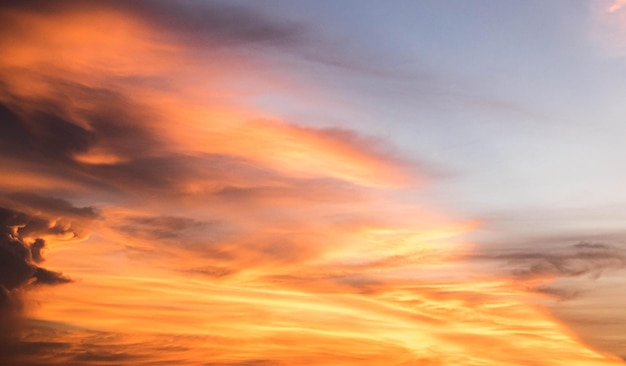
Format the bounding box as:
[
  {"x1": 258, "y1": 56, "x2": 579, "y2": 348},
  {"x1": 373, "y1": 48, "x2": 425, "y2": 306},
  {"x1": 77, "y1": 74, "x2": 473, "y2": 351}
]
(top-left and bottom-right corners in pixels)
[{"x1": 1, "y1": 0, "x2": 626, "y2": 365}]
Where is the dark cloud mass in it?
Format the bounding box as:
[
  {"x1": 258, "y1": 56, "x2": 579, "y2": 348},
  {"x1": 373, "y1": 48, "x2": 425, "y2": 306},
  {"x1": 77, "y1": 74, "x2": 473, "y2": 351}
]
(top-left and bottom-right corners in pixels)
[
  {"x1": 0, "y1": 207, "x2": 73, "y2": 362},
  {"x1": 0, "y1": 194, "x2": 97, "y2": 295},
  {"x1": 30, "y1": 239, "x2": 46, "y2": 264},
  {"x1": 0, "y1": 99, "x2": 93, "y2": 161},
  {"x1": 0, "y1": 206, "x2": 73, "y2": 291}
]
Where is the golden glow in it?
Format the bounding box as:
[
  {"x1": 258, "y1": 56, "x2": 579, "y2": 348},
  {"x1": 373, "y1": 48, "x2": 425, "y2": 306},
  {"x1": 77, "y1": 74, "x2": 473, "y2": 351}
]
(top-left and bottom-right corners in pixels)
[
  {"x1": 73, "y1": 150, "x2": 127, "y2": 165},
  {"x1": 31, "y1": 240, "x2": 625, "y2": 365}
]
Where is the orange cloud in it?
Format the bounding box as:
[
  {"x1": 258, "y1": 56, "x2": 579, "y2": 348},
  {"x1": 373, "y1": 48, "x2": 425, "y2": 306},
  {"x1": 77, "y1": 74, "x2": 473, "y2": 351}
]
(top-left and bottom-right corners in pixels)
[
  {"x1": 0, "y1": 4, "x2": 414, "y2": 190},
  {"x1": 29, "y1": 247, "x2": 626, "y2": 365}
]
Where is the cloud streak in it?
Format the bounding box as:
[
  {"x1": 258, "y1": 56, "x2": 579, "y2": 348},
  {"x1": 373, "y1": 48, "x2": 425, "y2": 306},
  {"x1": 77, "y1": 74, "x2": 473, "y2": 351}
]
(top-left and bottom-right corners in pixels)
[
  {"x1": 483, "y1": 241, "x2": 626, "y2": 281},
  {"x1": 609, "y1": 0, "x2": 626, "y2": 13}
]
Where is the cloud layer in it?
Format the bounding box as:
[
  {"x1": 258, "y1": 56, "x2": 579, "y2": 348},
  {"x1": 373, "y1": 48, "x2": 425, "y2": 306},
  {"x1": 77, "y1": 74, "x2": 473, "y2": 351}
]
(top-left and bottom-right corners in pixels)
[{"x1": 1, "y1": 1, "x2": 625, "y2": 365}]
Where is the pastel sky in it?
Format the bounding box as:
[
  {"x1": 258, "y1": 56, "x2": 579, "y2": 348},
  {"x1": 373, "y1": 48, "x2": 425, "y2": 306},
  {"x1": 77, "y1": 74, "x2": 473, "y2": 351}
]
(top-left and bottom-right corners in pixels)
[{"x1": 1, "y1": 1, "x2": 626, "y2": 365}]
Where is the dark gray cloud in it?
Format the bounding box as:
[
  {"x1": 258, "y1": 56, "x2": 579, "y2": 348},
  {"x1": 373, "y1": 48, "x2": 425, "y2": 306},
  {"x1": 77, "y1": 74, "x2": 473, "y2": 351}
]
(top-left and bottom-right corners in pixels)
[
  {"x1": 497, "y1": 241, "x2": 626, "y2": 280},
  {"x1": 0, "y1": 207, "x2": 73, "y2": 292},
  {"x1": 0, "y1": 207, "x2": 74, "y2": 363},
  {"x1": 29, "y1": 239, "x2": 45, "y2": 264}
]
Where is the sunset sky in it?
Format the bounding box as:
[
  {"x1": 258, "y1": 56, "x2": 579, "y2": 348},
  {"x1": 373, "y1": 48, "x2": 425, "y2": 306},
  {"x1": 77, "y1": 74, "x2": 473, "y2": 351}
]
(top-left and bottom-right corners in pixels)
[{"x1": 1, "y1": 1, "x2": 626, "y2": 365}]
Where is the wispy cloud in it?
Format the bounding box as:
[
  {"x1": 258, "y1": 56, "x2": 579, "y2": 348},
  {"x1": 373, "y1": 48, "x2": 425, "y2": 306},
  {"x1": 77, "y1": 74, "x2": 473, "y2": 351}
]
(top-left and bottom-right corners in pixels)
[
  {"x1": 589, "y1": 0, "x2": 626, "y2": 57},
  {"x1": 608, "y1": 0, "x2": 626, "y2": 13},
  {"x1": 485, "y1": 241, "x2": 626, "y2": 281}
]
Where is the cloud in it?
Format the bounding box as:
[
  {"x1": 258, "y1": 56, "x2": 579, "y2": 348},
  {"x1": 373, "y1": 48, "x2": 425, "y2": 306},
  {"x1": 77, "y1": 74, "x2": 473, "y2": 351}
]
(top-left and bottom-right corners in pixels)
[
  {"x1": 0, "y1": 0, "x2": 424, "y2": 295},
  {"x1": 0, "y1": 194, "x2": 97, "y2": 243},
  {"x1": 0, "y1": 207, "x2": 73, "y2": 363},
  {"x1": 0, "y1": 195, "x2": 95, "y2": 362},
  {"x1": 121, "y1": 216, "x2": 206, "y2": 239},
  {"x1": 1, "y1": 1, "x2": 624, "y2": 365},
  {"x1": 589, "y1": 0, "x2": 626, "y2": 57},
  {"x1": 1, "y1": 0, "x2": 305, "y2": 48},
  {"x1": 30, "y1": 238, "x2": 45, "y2": 263},
  {"x1": 470, "y1": 238, "x2": 626, "y2": 298},
  {"x1": 0, "y1": 207, "x2": 74, "y2": 289},
  {"x1": 0, "y1": 0, "x2": 417, "y2": 199},
  {"x1": 493, "y1": 241, "x2": 626, "y2": 280},
  {"x1": 469, "y1": 236, "x2": 626, "y2": 359},
  {"x1": 608, "y1": 0, "x2": 626, "y2": 13},
  {"x1": 6, "y1": 193, "x2": 98, "y2": 220}
]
